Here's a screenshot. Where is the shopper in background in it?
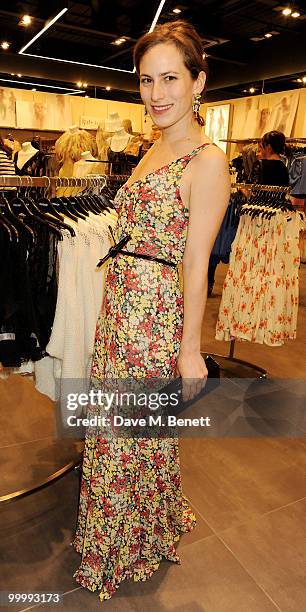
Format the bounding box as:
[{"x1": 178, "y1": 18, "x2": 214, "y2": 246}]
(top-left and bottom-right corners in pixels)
[{"x1": 251, "y1": 130, "x2": 289, "y2": 186}]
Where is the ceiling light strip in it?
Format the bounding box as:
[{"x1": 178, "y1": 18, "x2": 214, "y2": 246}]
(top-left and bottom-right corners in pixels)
[
  {"x1": 131, "y1": 0, "x2": 167, "y2": 72},
  {"x1": 18, "y1": 0, "x2": 167, "y2": 76},
  {"x1": 21, "y1": 52, "x2": 135, "y2": 73},
  {"x1": 19, "y1": 8, "x2": 68, "y2": 54},
  {"x1": 0, "y1": 77, "x2": 84, "y2": 93},
  {"x1": 149, "y1": 0, "x2": 167, "y2": 33}
]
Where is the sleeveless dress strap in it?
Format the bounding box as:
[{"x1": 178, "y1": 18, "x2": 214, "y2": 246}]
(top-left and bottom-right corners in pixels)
[{"x1": 179, "y1": 142, "x2": 215, "y2": 169}]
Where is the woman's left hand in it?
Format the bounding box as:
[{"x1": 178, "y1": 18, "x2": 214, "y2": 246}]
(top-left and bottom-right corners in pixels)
[{"x1": 175, "y1": 350, "x2": 208, "y2": 402}]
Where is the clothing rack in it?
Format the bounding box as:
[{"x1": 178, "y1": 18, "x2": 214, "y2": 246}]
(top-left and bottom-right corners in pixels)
[
  {"x1": 212, "y1": 181, "x2": 295, "y2": 378},
  {"x1": 221, "y1": 138, "x2": 306, "y2": 144},
  {"x1": 0, "y1": 178, "x2": 119, "y2": 502},
  {"x1": 0, "y1": 174, "x2": 118, "y2": 198},
  {"x1": 0, "y1": 175, "x2": 107, "y2": 188},
  {"x1": 233, "y1": 182, "x2": 290, "y2": 193}
]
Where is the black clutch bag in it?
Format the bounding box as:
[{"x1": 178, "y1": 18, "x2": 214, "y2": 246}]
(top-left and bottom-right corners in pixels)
[{"x1": 160, "y1": 353, "x2": 220, "y2": 417}]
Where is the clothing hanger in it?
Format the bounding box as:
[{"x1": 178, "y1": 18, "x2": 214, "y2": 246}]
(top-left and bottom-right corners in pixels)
[
  {"x1": 51, "y1": 178, "x2": 82, "y2": 222},
  {"x1": 78, "y1": 177, "x2": 103, "y2": 214},
  {"x1": 0, "y1": 191, "x2": 35, "y2": 244},
  {"x1": 0, "y1": 215, "x2": 16, "y2": 242},
  {"x1": 10, "y1": 177, "x2": 63, "y2": 242},
  {"x1": 25, "y1": 177, "x2": 75, "y2": 238}
]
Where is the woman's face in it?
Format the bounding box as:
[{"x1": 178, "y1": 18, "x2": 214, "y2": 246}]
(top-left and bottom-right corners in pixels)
[{"x1": 139, "y1": 42, "x2": 205, "y2": 129}]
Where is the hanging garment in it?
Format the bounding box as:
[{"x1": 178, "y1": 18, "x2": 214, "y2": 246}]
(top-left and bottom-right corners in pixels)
[
  {"x1": 0, "y1": 149, "x2": 15, "y2": 176},
  {"x1": 72, "y1": 144, "x2": 214, "y2": 601},
  {"x1": 14, "y1": 150, "x2": 47, "y2": 177},
  {"x1": 0, "y1": 214, "x2": 58, "y2": 367},
  {"x1": 289, "y1": 156, "x2": 306, "y2": 198},
  {"x1": 107, "y1": 148, "x2": 133, "y2": 175},
  {"x1": 210, "y1": 190, "x2": 243, "y2": 264},
  {"x1": 250, "y1": 159, "x2": 289, "y2": 186},
  {"x1": 216, "y1": 210, "x2": 301, "y2": 346},
  {"x1": 35, "y1": 208, "x2": 116, "y2": 399}
]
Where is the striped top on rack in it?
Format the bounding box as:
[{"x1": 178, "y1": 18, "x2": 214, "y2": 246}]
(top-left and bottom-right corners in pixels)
[{"x1": 0, "y1": 149, "x2": 15, "y2": 176}]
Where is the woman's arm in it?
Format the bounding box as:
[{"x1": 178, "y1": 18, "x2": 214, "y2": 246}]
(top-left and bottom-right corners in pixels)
[{"x1": 177, "y1": 146, "x2": 231, "y2": 400}]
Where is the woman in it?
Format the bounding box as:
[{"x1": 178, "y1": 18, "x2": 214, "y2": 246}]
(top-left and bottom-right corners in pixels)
[
  {"x1": 73, "y1": 20, "x2": 230, "y2": 601},
  {"x1": 251, "y1": 130, "x2": 289, "y2": 186}
]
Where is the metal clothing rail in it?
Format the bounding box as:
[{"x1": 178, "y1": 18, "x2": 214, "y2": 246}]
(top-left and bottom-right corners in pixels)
[
  {"x1": 0, "y1": 175, "x2": 107, "y2": 188},
  {"x1": 0, "y1": 174, "x2": 110, "y2": 197},
  {"x1": 233, "y1": 182, "x2": 290, "y2": 193},
  {"x1": 221, "y1": 138, "x2": 306, "y2": 144}
]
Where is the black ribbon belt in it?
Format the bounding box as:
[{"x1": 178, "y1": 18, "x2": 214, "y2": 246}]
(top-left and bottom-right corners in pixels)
[{"x1": 97, "y1": 227, "x2": 177, "y2": 269}]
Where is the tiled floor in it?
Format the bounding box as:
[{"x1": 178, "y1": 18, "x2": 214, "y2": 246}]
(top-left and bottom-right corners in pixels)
[{"x1": 0, "y1": 264, "x2": 305, "y2": 611}]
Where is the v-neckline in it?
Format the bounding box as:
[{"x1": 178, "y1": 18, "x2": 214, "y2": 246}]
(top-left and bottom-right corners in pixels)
[{"x1": 122, "y1": 142, "x2": 211, "y2": 192}]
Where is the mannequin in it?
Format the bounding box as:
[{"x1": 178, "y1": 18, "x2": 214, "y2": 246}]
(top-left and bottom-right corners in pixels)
[
  {"x1": 55, "y1": 127, "x2": 96, "y2": 177},
  {"x1": 105, "y1": 112, "x2": 132, "y2": 152},
  {"x1": 80, "y1": 150, "x2": 97, "y2": 161},
  {"x1": 73, "y1": 150, "x2": 104, "y2": 178},
  {"x1": 108, "y1": 127, "x2": 132, "y2": 152},
  {"x1": 14, "y1": 141, "x2": 46, "y2": 176},
  {"x1": 15, "y1": 142, "x2": 38, "y2": 169},
  {"x1": 105, "y1": 113, "x2": 133, "y2": 174}
]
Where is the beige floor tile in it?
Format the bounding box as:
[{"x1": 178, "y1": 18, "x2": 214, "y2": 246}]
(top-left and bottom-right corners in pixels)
[
  {"x1": 115, "y1": 536, "x2": 279, "y2": 611},
  {"x1": 180, "y1": 438, "x2": 306, "y2": 531},
  {"x1": 0, "y1": 439, "x2": 82, "y2": 499},
  {"x1": 220, "y1": 498, "x2": 306, "y2": 612}
]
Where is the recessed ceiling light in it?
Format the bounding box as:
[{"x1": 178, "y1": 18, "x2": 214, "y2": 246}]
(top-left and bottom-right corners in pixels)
[
  {"x1": 173, "y1": 7, "x2": 181, "y2": 13},
  {"x1": 292, "y1": 11, "x2": 300, "y2": 18},
  {"x1": 265, "y1": 32, "x2": 273, "y2": 38},
  {"x1": 282, "y1": 7, "x2": 292, "y2": 16},
  {"x1": 106, "y1": 86, "x2": 111, "y2": 91},
  {"x1": 21, "y1": 14, "x2": 32, "y2": 26},
  {"x1": 1, "y1": 41, "x2": 10, "y2": 50},
  {"x1": 249, "y1": 87, "x2": 255, "y2": 93},
  {"x1": 113, "y1": 37, "x2": 126, "y2": 45}
]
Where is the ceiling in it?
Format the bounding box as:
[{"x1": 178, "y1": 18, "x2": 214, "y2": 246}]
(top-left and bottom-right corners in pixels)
[{"x1": 0, "y1": 0, "x2": 305, "y2": 102}]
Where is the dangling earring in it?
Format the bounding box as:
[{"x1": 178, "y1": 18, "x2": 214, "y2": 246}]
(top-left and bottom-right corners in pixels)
[
  {"x1": 192, "y1": 92, "x2": 204, "y2": 126},
  {"x1": 192, "y1": 92, "x2": 201, "y2": 117},
  {"x1": 144, "y1": 106, "x2": 148, "y2": 123}
]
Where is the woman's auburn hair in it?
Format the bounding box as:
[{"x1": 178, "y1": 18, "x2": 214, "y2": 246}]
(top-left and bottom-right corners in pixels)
[{"x1": 133, "y1": 20, "x2": 207, "y2": 126}]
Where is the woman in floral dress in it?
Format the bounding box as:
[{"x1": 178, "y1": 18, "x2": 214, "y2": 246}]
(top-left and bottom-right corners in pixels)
[{"x1": 73, "y1": 20, "x2": 230, "y2": 601}]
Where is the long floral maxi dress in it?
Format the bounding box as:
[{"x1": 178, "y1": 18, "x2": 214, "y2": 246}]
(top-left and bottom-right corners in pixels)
[{"x1": 72, "y1": 143, "x2": 210, "y2": 601}]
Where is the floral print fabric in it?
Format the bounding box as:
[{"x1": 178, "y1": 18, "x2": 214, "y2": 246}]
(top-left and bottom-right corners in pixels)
[
  {"x1": 216, "y1": 212, "x2": 301, "y2": 346},
  {"x1": 72, "y1": 144, "x2": 210, "y2": 601}
]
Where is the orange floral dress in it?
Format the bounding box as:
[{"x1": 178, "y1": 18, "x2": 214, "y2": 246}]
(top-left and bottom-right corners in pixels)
[
  {"x1": 72, "y1": 143, "x2": 211, "y2": 601},
  {"x1": 216, "y1": 211, "x2": 301, "y2": 346}
]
